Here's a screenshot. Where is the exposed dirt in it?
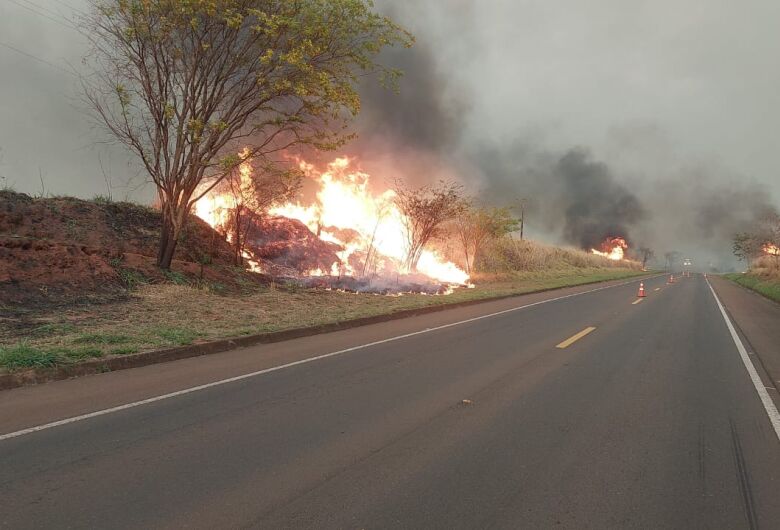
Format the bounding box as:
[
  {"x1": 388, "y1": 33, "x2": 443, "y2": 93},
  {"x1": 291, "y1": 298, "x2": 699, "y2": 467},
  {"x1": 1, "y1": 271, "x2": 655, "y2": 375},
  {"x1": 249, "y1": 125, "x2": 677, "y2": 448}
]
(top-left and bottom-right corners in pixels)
[{"x1": 0, "y1": 190, "x2": 290, "y2": 312}]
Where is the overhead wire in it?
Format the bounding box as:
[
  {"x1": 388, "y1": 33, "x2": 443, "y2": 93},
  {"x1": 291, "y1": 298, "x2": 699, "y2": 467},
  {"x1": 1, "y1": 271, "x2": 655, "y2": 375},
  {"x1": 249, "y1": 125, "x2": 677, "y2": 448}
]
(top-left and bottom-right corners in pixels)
[
  {"x1": 6, "y1": 0, "x2": 78, "y2": 31},
  {"x1": 0, "y1": 40, "x2": 77, "y2": 77}
]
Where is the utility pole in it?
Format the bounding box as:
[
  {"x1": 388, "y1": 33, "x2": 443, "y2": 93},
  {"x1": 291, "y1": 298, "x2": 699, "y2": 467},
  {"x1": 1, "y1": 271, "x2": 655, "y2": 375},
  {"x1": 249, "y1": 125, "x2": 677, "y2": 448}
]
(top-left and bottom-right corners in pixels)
[{"x1": 513, "y1": 197, "x2": 528, "y2": 240}]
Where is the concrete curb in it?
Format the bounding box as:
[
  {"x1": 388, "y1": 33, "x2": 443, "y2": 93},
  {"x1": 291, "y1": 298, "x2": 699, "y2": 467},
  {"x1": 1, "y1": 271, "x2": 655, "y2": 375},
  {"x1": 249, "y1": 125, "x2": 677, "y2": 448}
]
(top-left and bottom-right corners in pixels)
[{"x1": 1, "y1": 273, "x2": 651, "y2": 391}]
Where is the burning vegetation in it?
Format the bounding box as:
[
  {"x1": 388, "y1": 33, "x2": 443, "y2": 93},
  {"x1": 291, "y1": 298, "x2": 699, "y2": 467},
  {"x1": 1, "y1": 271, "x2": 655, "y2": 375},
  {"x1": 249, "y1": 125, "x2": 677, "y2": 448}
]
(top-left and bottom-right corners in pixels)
[
  {"x1": 733, "y1": 212, "x2": 780, "y2": 265},
  {"x1": 591, "y1": 237, "x2": 629, "y2": 261},
  {"x1": 194, "y1": 155, "x2": 470, "y2": 294}
]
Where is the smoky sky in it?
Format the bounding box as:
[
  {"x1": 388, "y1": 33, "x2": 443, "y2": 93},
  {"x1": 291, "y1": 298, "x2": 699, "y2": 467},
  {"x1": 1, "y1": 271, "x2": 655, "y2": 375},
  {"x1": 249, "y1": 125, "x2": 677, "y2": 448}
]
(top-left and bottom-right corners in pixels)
[{"x1": 1, "y1": 0, "x2": 779, "y2": 268}]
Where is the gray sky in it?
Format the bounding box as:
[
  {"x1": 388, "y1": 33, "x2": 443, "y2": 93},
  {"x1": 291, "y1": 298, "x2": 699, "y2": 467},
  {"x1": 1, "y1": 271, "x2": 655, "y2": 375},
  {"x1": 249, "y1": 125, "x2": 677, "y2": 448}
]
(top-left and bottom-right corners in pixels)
[{"x1": 1, "y1": 0, "x2": 778, "y2": 265}]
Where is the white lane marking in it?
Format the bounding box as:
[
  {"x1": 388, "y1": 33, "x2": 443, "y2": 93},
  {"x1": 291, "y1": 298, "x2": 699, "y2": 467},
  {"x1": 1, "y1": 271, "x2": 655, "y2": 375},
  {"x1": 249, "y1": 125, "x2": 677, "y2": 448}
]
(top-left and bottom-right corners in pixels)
[
  {"x1": 0, "y1": 275, "x2": 655, "y2": 442},
  {"x1": 706, "y1": 279, "x2": 780, "y2": 442}
]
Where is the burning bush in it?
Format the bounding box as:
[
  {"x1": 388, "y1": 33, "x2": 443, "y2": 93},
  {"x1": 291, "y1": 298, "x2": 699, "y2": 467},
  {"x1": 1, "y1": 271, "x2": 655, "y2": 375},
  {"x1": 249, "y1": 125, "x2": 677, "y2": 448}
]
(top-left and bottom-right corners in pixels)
[
  {"x1": 590, "y1": 237, "x2": 629, "y2": 261},
  {"x1": 195, "y1": 156, "x2": 471, "y2": 291}
]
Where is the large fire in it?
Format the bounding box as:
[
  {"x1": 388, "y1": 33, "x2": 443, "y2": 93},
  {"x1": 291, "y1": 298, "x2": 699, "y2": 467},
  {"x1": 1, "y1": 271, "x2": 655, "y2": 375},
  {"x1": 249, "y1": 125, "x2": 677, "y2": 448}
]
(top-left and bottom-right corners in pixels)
[
  {"x1": 591, "y1": 237, "x2": 628, "y2": 261},
  {"x1": 193, "y1": 149, "x2": 263, "y2": 272},
  {"x1": 270, "y1": 157, "x2": 469, "y2": 285},
  {"x1": 194, "y1": 154, "x2": 470, "y2": 287},
  {"x1": 764, "y1": 243, "x2": 780, "y2": 256}
]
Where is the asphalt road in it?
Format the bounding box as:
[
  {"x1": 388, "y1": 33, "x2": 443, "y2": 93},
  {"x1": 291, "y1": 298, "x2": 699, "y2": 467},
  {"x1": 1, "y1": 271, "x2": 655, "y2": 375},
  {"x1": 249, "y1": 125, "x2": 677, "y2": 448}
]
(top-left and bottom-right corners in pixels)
[{"x1": 2, "y1": 273, "x2": 779, "y2": 529}]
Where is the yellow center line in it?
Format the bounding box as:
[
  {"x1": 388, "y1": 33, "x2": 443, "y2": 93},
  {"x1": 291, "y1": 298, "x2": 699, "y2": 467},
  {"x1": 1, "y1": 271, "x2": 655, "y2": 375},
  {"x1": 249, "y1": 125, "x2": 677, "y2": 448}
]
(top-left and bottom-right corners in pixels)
[
  {"x1": 556, "y1": 326, "x2": 597, "y2": 349},
  {"x1": 632, "y1": 298, "x2": 644, "y2": 305}
]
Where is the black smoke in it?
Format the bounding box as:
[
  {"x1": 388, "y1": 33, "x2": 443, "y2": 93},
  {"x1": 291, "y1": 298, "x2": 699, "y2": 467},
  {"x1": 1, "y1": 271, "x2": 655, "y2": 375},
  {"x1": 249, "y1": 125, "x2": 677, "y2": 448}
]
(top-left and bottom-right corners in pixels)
[
  {"x1": 556, "y1": 149, "x2": 646, "y2": 249},
  {"x1": 351, "y1": 2, "x2": 778, "y2": 267},
  {"x1": 353, "y1": 44, "x2": 465, "y2": 155}
]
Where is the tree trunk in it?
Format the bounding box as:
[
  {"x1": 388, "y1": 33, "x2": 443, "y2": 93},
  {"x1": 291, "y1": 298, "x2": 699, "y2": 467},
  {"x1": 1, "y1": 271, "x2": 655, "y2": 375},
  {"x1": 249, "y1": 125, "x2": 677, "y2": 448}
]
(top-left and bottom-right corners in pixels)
[
  {"x1": 157, "y1": 216, "x2": 179, "y2": 270},
  {"x1": 233, "y1": 208, "x2": 243, "y2": 267},
  {"x1": 157, "y1": 198, "x2": 186, "y2": 270}
]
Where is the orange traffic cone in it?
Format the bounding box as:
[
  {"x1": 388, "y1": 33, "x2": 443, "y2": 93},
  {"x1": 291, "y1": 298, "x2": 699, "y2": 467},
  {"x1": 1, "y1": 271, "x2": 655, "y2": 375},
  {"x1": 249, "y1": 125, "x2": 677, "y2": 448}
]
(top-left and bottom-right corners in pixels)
[
  {"x1": 668, "y1": 274, "x2": 675, "y2": 284},
  {"x1": 637, "y1": 282, "x2": 646, "y2": 297}
]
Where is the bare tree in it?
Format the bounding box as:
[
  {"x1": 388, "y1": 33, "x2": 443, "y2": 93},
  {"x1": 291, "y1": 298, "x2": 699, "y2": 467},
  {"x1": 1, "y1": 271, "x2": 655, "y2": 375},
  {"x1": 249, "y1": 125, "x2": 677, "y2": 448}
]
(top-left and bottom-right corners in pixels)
[
  {"x1": 82, "y1": 1, "x2": 412, "y2": 269},
  {"x1": 220, "y1": 156, "x2": 301, "y2": 266},
  {"x1": 393, "y1": 180, "x2": 465, "y2": 272},
  {"x1": 638, "y1": 246, "x2": 654, "y2": 270},
  {"x1": 664, "y1": 250, "x2": 681, "y2": 271},
  {"x1": 455, "y1": 203, "x2": 518, "y2": 274}
]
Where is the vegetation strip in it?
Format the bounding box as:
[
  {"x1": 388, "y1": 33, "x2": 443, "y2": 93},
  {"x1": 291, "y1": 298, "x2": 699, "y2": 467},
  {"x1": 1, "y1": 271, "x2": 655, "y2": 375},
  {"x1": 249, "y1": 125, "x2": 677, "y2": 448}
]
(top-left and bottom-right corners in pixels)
[
  {"x1": 724, "y1": 273, "x2": 780, "y2": 304},
  {"x1": 1, "y1": 271, "x2": 649, "y2": 390}
]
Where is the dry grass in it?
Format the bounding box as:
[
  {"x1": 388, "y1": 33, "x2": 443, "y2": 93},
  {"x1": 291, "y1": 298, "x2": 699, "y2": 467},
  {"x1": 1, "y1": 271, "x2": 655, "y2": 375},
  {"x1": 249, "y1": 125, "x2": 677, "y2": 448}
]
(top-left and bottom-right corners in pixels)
[
  {"x1": 750, "y1": 254, "x2": 780, "y2": 281},
  {"x1": 1, "y1": 266, "x2": 644, "y2": 370},
  {"x1": 476, "y1": 237, "x2": 642, "y2": 274},
  {"x1": 725, "y1": 254, "x2": 780, "y2": 303}
]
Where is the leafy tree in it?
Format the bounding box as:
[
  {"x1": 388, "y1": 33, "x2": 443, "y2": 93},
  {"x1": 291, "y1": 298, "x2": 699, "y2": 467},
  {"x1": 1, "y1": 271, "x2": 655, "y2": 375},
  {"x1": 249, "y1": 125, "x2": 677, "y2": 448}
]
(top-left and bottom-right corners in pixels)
[
  {"x1": 732, "y1": 212, "x2": 780, "y2": 266},
  {"x1": 83, "y1": 0, "x2": 412, "y2": 269},
  {"x1": 455, "y1": 204, "x2": 518, "y2": 273},
  {"x1": 733, "y1": 233, "x2": 759, "y2": 265},
  {"x1": 393, "y1": 180, "x2": 465, "y2": 272}
]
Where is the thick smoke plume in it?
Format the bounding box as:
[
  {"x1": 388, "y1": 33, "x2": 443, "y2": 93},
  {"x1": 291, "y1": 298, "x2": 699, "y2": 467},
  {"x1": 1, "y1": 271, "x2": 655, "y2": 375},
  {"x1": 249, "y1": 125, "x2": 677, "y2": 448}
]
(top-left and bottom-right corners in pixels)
[
  {"x1": 350, "y1": 2, "x2": 778, "y2": 269},
  {"x1": 556, "y1": 149, "x2": 646, "y2": 249}
]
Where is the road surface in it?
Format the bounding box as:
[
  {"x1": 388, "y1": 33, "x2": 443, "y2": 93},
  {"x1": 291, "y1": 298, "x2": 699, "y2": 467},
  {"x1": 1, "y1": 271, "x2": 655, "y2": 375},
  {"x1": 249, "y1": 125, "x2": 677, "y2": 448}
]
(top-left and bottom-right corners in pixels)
[{"x1": 1, "y1": 274, "x2": 779, "y2": 529}]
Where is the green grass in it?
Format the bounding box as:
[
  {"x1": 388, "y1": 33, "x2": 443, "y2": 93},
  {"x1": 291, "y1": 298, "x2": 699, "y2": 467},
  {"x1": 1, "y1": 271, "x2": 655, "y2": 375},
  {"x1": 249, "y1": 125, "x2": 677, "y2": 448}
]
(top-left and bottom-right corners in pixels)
[
  {"x1": 73, "y1": 333, "x2": 133, "y2": 345},
  {"x1": 63, "y1": 346, "x2": 104, "y2": 361},
  {"x1": 0, "y1": 343, "x2": 62, "y2": 370},
  {"x1": 163, "y1": 270, "x2": 189, "y2": 286},
  {"x1": 153, "y1": 327, "x2": 200, "y2": 346},
  {"x1": 116, "y1": 268, "x2": 148, "y2": 288},
  {"x1": 0, "y1": 343, "x2": 110, "y2": 371},
  {"x1": 109, "y1": 346, "x2": 140, "y2": 356},
  {"x1": 725, "y1": 273, "x2": 780, "y2": 303},
  {"x1": 30, "y1": 323, "x2": 78, "y2": 336}
]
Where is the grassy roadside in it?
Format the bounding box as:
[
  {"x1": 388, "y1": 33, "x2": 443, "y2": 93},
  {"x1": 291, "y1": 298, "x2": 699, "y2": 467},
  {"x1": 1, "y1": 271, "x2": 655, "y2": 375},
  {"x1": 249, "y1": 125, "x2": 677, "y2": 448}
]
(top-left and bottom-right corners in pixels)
[
  {"x1": 1, "y1": 267, "x2": 646, "y2": 372},
  {"x1": 724, "y1": 273, "x2": 780, "y2": 303}
]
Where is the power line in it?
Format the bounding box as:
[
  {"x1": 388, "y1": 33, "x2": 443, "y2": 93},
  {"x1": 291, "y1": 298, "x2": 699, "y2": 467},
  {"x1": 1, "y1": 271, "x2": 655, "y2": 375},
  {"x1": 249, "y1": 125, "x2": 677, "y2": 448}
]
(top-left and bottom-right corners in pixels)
[
  {"x1": 0, "y1": 40, "x2": 77, "y2": 77},
  {"x1": 20, "y1": 0, "x2": 86, "y2": 23},
  {"x1": 6, "y1": 0, "x2": 78, "y2": 31},
  {"x1": 20, "y1": 0, "x2": 79, "y2": 21},
  {"x1": 50, "y1": 0, "x2": 88, "y2": 18}
]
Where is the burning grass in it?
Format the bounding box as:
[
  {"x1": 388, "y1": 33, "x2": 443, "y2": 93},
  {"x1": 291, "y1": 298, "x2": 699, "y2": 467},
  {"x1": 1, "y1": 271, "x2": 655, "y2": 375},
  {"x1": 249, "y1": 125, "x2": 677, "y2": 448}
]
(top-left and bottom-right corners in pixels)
[{"x1": 1, "y1": 266, "x2": 645, "y2": 372}]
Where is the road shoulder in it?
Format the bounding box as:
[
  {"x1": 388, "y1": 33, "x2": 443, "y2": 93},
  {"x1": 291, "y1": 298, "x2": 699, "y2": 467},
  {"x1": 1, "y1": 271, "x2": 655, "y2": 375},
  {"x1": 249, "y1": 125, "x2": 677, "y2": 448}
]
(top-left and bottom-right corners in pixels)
[{"x1": 710, "y1": 275, "x2": 780, "y2": 399}]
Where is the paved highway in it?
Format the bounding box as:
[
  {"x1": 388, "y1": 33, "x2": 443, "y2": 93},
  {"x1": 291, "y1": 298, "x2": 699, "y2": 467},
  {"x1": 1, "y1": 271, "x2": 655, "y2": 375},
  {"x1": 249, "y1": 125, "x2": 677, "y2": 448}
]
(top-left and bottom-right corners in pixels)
[{"x1": 1, "y1": 274, "x2": 779, "y2": 529}]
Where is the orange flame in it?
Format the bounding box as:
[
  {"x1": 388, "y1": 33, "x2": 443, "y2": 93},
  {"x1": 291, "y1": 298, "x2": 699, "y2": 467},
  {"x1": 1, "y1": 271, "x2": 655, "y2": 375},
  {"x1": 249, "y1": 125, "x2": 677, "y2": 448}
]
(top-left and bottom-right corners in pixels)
[
  {"x1": 764, "y1": 243, "x2": 780, "y2": 256},
  {"x1": 195, "y1": 153, "x2": 470, "y2": 286},
  {"x1": 270, "y1": 157, "x2": 469, "y2": 285},
  {"x1": 193, "y1": 149, "x2": 263, "y2": 272},
  {"x1": 590, "y1": 237, "x2": 628, "y2": 261}
]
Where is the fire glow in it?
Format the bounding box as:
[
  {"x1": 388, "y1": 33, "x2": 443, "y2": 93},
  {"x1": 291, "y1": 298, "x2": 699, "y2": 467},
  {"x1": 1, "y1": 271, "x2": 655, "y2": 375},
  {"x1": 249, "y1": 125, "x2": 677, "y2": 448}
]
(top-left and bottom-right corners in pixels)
[
  {"x1": 591, "y1": 237, "x2": 628, "y2": 261},
  {"x1": 270, "y1": 157, "x2": 469, "y2": 285},
  {"x1": 194, "y1": 154, "x2": 470, "y2": 287},
  {"x1": 764, "y1": 243, "x2": 780, "y2": 256},
  {"x1": 193, "y1": 149, "x2": 263, "y2": 272}
]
